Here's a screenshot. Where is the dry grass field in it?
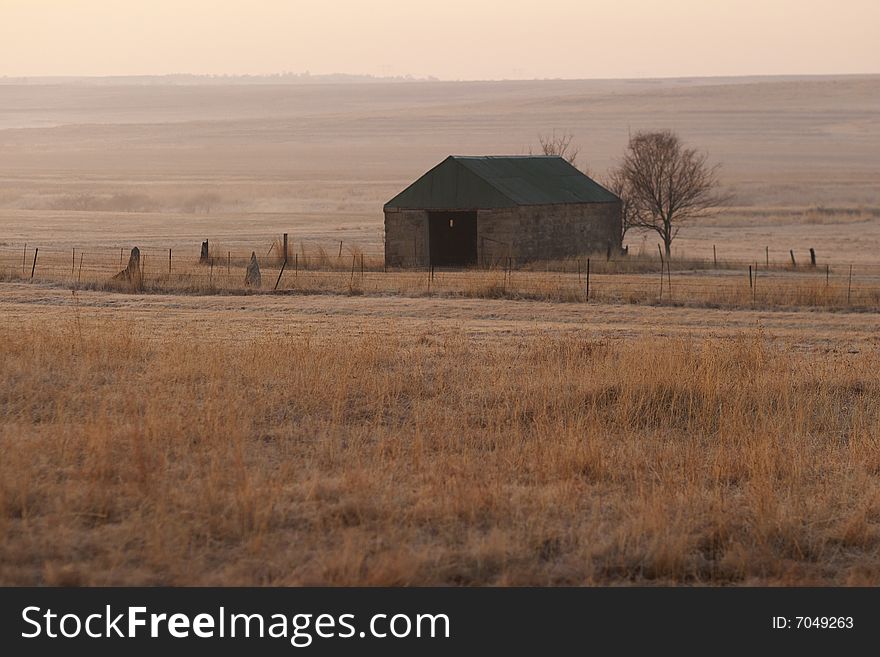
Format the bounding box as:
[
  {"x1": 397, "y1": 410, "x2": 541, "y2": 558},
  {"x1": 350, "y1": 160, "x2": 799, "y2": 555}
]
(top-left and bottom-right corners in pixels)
[
  {"x1": 1, "y1": 75, "x2": 879, "y2": 585},
  {"x1": 1, "y1": 288, "x2": 879, "y2": 585}
]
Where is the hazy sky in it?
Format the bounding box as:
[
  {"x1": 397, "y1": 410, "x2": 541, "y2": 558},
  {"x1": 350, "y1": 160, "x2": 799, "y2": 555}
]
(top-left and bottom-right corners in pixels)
[{"x1": 1, "y1": 0, "x2": 878, "y2": 79}]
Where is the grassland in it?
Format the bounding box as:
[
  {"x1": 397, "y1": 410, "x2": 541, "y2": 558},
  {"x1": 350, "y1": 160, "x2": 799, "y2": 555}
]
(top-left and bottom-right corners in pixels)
[
  {"x1": 1, "y1": 292, "x2": 878, "y2": 585},
  {"x1": 1, "y1": 75, "x2": 879, "y2": 585}
]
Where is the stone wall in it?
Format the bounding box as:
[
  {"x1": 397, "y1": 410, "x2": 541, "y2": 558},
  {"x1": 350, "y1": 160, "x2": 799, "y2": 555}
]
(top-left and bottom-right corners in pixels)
[
  {"x1": 385, "y1": 201, "x2": 622, "y2": 267},
  {"x1": 478, "y1": 202, "x2": 622, "y2": 265},
  {"x1": 384, "y1": 209, "x2": 430, "y2": 267}
]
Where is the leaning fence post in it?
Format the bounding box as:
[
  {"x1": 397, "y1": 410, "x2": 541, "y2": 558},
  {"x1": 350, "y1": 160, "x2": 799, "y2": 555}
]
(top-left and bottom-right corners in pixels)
[
  {"x1": 790, "y1": 250, "x2": 796, "y2": 268},
  {"x1": 31, "y1": 248, "x2": 38, "y2": 279},
  {"x1": 809, "y1": 248, "x2": 816, "y2": 267},
  {"x1": 749, "y1": 264, "x2": 753, "y2": 289},
  {"x1": 274, "y1": 259, "x2": 287, "y2": 290}
]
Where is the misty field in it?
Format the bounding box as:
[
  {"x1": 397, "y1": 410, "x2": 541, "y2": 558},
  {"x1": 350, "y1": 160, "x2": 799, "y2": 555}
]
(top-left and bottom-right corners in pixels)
[
  {"x1": 1, "y1": 305, "x2": 879, "y2": 585},
  {"x1": 1, "y1": 75, "x2": 879, "y2": 586}
]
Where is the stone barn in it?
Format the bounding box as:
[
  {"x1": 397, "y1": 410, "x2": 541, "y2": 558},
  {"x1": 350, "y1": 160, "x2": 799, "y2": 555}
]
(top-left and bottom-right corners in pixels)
[{"x1": 383, "y1": 155, "x2": 622, "y2": 267}]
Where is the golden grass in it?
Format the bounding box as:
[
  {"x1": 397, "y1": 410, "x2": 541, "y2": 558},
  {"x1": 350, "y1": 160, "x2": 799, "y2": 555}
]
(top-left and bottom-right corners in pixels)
[
  {"x1": 1, "y1": 317, "x2": 878, "y2": 585},
  {"x1": 1, "y1": 256, "x2": 877, "y2": 313}
]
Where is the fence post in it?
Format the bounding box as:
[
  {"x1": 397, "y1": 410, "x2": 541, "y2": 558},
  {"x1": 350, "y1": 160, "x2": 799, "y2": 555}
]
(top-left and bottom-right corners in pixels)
[
  {"x1": 338, "y1": 241, "x2": 343, "y2": 258},
  {"x1": 294, "y1": 253, "x2": 298, "y2": 277},
  {"x1": 826, "y1": 264, "x2": 829, "y2": 286},
  {"x1": 283, "y1": 233, "x2": 289, "y2": 264},
  {"x1": 585, "y1": 257, "x2": 590, "y2": 301},
  {"x1": 847, "y1": 265, "x2": 853, "y2": 305},
  {"x1": 22, "y1": 243, "x2": 26, "y2": 277},
  {"x1": 809, "y1": 248, "x2": 816, "y2": 267},
  {"x1": 765, "y1": 246, "x2": 769, "y2": 268},
  {"x1": 274, "y1": 259, "x2": 287, "y2": 290},
  {"x1": 790, "y1": 250, "x2": 796, "y2": 268},
  {"x1": 72, "y1": 248, "x2": 76, "y2": 276},
  {"x1": 169, "y1": 248, "x2": 172, "y2": 274},
  {"x1": 748, "y1": 264, "x2": 753, "y2": 289},
  {"x1": 227, "y1": 251, "x2": 230, "y2": 275},
  {"x1": 713, "y1": 244, "x2": 717, "y2": 268},
  {"x1": 31, "y1": 248, "x2": 38, "y2": 279},
  {"x1": 77, "y1": 252, "x2": 83, "y2": 284},
  {"x1": 360, "y1": 253, "x2": 364, "y2": 276}
]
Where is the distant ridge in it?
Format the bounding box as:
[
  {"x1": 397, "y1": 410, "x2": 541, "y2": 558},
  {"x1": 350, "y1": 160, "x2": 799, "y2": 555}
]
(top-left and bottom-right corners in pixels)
[{"x1": 0, "y1": 72, "x2": 441, "y2": 86}]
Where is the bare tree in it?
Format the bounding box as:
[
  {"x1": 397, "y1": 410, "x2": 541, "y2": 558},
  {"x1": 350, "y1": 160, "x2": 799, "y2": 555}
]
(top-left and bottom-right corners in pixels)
[
  {"x1": 535, "y1": 130, "x2": 580, "y2": 167},
  {"x1": 613, "y1": 130, "x2": 729, "y2": 257}
]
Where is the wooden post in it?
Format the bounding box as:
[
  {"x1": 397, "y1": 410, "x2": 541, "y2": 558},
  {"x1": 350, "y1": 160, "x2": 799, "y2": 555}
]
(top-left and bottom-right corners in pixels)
[
  {"x1": 360, "y1": 253, "x2": 364, "y2": 276},
  {"x1": 577, "y1": 259, "x2": 581, "y2": 283},
  {"x1": 77, "y1": 252, "x2": 83, "y2": 283},
  {"x1": 294, "y1": 253, "x2": 298, "y2": 277},
  {"x1": 338, "y1": 241, "x2": 343, "y2": 258},
  {"x1": 31, "y1": 248, "x2": 38, "y2": 279},
  {"x1": 809, "y1": 248, "x2": 816, "y2": 267},
  {"x1": 790, "y1": 250, "x2": 796, "y2": 268},
  {"x1": 749, "y1": 265, "x2": 753, "y2": 289},
  {"x1": 585, "y1": 257, "x2": 590, "y2": 301},
  {"x1": 22, "y1": 243, "x2": 26, "y2": 277},
  {"x1": 72, "y1": 248, "x2": 76, "y2": 276},
  {"x1": 826, "y1": 264, "x2": 829, "y2": 286},
  {"x1": 274, "y1": 259, "x2": 287, "y2": 290},
  {"x1": 283, "y1": 233, "x2": 289, "y2": 264},
  {"x1": 765, "y1": 246, "x2": 769, "y2": 268},
  {"x1": 753, "y1": 262, "x2": 757, "y2": 303},
  {"x1": 713, "y1": 244, "x2": 717, "y2": 268},
  {"x1": 847, "y1": 265, "x2": 853, "y2": 305},
  {"x1": 227, "y1": 251, "x2": 230, "y2": 275},
  {"x1": 169, "y1": 248, "x2": 172, "y2": 274}
]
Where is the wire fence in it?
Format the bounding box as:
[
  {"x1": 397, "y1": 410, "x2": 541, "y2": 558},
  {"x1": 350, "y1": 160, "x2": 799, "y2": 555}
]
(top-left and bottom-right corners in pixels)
[{"x1": 2, "y1": 240, "x2": 879, "y2": 311}]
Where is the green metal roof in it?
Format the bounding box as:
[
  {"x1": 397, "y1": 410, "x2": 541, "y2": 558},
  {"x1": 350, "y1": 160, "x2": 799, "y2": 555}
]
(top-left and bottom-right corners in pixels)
[{"x1": 384, "y1": 155, "x2": 619, "y2": 210}]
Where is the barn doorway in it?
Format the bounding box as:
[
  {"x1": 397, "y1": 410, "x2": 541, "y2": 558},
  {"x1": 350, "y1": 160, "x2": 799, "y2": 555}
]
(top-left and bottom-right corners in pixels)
[{"x1": 428, "y1": 211, "x2": 477, "y2": 266}]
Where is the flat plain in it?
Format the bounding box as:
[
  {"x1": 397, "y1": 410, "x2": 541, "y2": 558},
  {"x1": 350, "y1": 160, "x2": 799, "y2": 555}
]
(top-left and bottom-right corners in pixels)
[{"x1": 1, "y1": 75, "x2": 879, "y2": 584}]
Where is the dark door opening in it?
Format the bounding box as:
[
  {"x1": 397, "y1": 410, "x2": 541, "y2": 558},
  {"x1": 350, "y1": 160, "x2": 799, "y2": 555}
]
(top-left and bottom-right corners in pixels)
[{"x1": 428, "y1": 211, "x2": 477, "y2": 267}]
